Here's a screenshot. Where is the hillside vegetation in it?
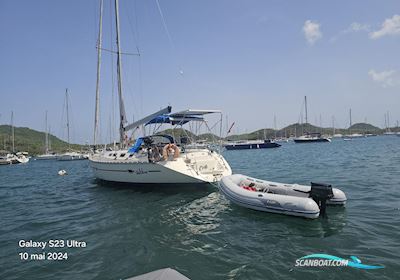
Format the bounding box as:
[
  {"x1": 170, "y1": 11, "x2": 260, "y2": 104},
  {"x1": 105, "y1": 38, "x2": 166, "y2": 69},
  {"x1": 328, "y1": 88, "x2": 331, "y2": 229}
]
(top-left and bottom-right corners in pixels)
[
  {"x1": 0, "y1": 125, "x2": 84, "y2": 155},
  {"x1": 0, "y1": 122, "x2": 397, "y2": 155}
]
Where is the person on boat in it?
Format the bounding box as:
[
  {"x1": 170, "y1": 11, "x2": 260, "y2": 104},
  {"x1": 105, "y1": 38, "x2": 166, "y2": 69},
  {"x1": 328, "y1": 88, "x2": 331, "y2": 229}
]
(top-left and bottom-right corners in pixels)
[{"x1": 148, "y1": 146, "x2": 162, "y2": 163}]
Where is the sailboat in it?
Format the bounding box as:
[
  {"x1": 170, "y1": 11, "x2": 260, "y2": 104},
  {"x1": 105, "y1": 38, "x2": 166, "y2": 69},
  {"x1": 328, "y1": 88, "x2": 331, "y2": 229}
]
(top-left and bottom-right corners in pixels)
[
  {"x1": 57, "y1": 89, "x2": 86, "y2": 161},
  {"x1": 293, "y1": 96, "x2": 331, "y2": 143},
  {"x1": 224, "y1": 128, "x2": 281, "y2": 150},
  {"x1": 36, "y1": 111, "x2": 58, "y2": 160},
  {"x1": 383, "y1": 111, "x2": 396, "y2": 136},
  {"x1": 0, "y1": 111, "x2": 29, "y2": 165},
  {"x1": 343, "y1": 109, "x2": 363, "y2": 140},
  {"x1": 89, "y1": 0, "x2": 232, "y2": 184}
]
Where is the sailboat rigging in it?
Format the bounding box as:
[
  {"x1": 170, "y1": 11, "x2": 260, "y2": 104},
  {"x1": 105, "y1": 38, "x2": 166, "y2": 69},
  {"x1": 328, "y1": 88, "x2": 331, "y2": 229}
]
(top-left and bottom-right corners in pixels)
[
  {"x1": 293, "y1": 96, "x2": 331, "y2": 143},
  {"x1": 58, "y1": 89, "x2": 87, "y2": 161},
  {"x1": 89, "y1": 0, "x2": 232, "y2": 184},
  {"x1": 36, "y1": 111, "x2": 58, "y2": 160}
]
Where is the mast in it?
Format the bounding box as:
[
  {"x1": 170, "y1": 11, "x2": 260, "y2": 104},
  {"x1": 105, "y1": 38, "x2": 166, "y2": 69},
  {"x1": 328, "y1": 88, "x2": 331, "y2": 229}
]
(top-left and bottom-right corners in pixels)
[
  {"x1": 49, "y1": 126, "x2": 52, "y2": 151},
  {"x1": 45, "y1": 111, "x2": 49, "y2": 154},
  {"x1": 94, "y1": 0, "x2": 104, "y2": 148},
  {"x1": 11, "y1": 111, "x2": 14, "y2": 153},
  {"x1": 115, "y1": 0, "x2": 128, "y2": 147},
  {"x1": 349, "y1": 109, "x2": 352, "y2": 127},
  {"x1": 304, "y1": 96, "x2": 308, "y2": 124},
  {"x1": 274, "y1": 115, "x2": 277, "y2": 139},
  {"x1": 66, "y1": 88, "x2": 70, "y2": 150}
]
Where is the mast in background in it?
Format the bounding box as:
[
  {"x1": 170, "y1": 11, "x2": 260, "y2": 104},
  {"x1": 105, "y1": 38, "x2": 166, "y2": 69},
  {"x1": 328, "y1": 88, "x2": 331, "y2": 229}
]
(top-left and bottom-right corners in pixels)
[
  {"x1": 65, "y1": 88, "x2": 70, "y2": 150},
  {"x1": 11, "y1": 111, "x2": 14, "y2": 153},
  {"x1": 349, "y1": 109, "x2": 352, "y2": 127},
  {"x1": 45, "y1": 111, "x2": 49, "y2": 154},
  {"x1": 49, "y1": 126, "x2": 52, "y2": 151},
  {"x1": 304, "y1": 96, "x2": 308, "y2": 124}
]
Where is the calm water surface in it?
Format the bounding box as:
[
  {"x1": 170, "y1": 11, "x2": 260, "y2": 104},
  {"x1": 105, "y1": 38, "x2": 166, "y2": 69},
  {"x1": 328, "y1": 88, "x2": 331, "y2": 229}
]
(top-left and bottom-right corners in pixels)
[{"x1": 0, "y1": 136, "x2": 399, "y2": 279}]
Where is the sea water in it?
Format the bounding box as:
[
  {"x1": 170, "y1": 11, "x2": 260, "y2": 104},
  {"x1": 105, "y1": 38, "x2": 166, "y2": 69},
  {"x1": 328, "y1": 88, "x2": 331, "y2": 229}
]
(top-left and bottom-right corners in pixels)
[{"x1": 0, "y1": 136, "x2": 399, "y2": 279}]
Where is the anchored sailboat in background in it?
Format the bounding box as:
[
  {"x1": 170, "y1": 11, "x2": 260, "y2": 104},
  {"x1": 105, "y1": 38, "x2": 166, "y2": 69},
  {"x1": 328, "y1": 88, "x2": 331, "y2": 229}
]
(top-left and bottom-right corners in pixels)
[
  {"x1": 89, "y1": 0, "x2": 231, "y2": 184},
  {"x1": 293, "y1": 96, "x2": 331, "y2": 143},
  {"x1": 58, "y1": 89, "x2": 87, "y2": 161},
  {"x1": 0, "y1": 111, "x2": 29, "y2": 165},
  {"x1": 36, "y1": 111, "x2": 58, "y2": 160}
]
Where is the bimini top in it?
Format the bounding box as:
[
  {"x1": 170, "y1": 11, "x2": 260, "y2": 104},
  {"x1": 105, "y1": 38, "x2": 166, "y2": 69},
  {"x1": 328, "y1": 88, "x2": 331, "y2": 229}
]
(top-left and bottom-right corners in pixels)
[
  {"x1": 172, "y1": 109, "x2": 221, "y2": 116},
  {"x1": 146, "y1": 109, "x2": 221, "y2": 126}
]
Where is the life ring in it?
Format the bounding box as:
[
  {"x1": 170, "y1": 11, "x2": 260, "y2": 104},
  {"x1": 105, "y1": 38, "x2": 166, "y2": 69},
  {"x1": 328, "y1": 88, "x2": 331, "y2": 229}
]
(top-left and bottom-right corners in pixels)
[{"x1": 162, "y1": 143, "x2": 180, "y2": 160}]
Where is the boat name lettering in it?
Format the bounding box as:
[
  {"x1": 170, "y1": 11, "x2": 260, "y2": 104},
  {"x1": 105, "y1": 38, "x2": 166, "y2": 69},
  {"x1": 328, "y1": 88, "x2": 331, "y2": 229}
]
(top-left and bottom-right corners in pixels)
[{"x1": 128, "y1": 168, "x2": 148, "y2": 175}]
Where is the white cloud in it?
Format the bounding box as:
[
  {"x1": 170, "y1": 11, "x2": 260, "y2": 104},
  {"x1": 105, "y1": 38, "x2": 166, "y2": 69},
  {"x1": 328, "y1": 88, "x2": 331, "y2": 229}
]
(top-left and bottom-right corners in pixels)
[
  {"x1": 303, "y1": 20, "x2": 322, "y2": 45},
  {"x1": 369, "y1": 14, "x2": 400, "y2": 39},
  {"x1": 368, "y1": 69, "x2": 400, "y2": 87},
  {"x1": 347, "y1": 22, "x2": 370, "y2": 33},
  {"x1": 330, "y1": 22, "x2": 370, "y2": 42}
]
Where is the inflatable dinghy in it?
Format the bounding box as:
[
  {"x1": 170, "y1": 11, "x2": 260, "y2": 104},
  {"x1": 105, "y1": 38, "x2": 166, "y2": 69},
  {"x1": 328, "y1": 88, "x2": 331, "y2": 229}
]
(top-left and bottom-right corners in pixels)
[{"x1": 218, "y1": 174, "x2": 346, "y2": 219}]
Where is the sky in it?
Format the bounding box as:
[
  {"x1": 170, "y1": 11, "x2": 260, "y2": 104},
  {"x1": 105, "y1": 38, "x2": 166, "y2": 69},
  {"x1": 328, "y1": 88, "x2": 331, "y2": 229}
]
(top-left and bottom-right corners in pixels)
[{"x1": 1, "y1": 0, "x2": 399, "y2": 143}]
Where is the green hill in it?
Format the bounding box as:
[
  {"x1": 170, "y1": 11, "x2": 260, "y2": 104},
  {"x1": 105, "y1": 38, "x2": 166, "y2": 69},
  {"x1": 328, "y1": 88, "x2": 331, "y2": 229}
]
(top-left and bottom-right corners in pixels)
[
  {"x1": 226, "y1": 122, "x2": 391, "y2": 140},
  {"x1": 349, "y1": 123, "x2": 381, "y2": 133},
  {"x1": 0, "y1": 125, "x2": 83, "y2": 155},
  {"x1": 0, "y1": 121, "x2": 396, "y2": 155}
]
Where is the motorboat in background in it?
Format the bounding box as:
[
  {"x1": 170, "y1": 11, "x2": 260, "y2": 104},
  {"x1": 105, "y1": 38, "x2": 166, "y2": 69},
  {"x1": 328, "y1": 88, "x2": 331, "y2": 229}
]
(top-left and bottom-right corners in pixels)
[
  {"x1": 0, "y1": 152, "x2": 29, "y2": 165},
  {"x1": 0, "y1": 153, "x2": 14, "y2": 165},
  {"x1": 294, "y1": 133, "x2": 331, "y2": 143},
  {"x1": 219, "y1": 174, "x2": 346, "y2": 219},
  {"x1": 224, "y1": 139, "x2": 281, "y2": 150}
]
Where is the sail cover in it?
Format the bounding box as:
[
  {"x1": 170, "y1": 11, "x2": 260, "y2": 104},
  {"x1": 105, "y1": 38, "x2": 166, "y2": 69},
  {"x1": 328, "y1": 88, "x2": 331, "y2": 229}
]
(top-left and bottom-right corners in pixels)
[{"x1": 128, "y1": 137, "x2": 144, "y2": 153}]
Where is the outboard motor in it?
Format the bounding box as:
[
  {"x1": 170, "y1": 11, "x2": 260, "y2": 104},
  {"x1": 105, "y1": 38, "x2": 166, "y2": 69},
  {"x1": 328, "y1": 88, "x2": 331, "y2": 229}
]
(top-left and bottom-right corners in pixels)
[{"x1": 309, "y1": 182, "x2": 334, "y2": 218}]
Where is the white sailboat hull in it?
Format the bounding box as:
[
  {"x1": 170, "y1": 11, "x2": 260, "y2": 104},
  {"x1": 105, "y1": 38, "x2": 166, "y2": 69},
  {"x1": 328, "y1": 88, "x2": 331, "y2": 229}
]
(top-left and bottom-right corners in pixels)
[
  {"x1": 36, "y1": 154, "x2": 58, "y2": 160},
  {"x1": 90, "y1": 161, "x2": 205, "y2": 184},
  {"x1": 16, "y1": 156, "x2": 29, "y2": 164},
  {"x1": 89, "y1": 149, "x2": 232, "y2": 184},
  {"x1": 0, "y1": 153, "x2": 30, "y2": 164},
  {"x1": 58, "y1": 152, "x2": 87, "y2": 161}
]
